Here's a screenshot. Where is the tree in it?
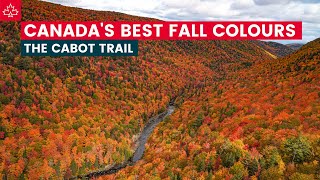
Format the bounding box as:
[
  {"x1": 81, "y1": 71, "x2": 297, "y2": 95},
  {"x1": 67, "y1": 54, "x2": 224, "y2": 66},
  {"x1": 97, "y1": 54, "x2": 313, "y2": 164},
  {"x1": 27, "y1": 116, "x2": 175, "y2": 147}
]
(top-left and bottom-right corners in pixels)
[
  {"x1": 260, "y1": 146, "x2": 283, "y2": 169},
  {"x1": 194, "y1": 152, "x2": 206, "y2": 172},
  {"x1": 260, "y1": 167, "x2": 283, "y2": 180},
  {"x1": 281, "y1": 136, "x2": 313, "y2": 164},
  {"x1": 217, "y1": 140, "x2": 242, "y2": 168},
  {"x1": 242, "y1": 154, "x2": 259, "y2": 176},
  {"x1": 229, "y1": 162, "x2": 247, "y2": 180},
  {"x1": 289, "y1": 172, "x2": 314, "y2": 180}
]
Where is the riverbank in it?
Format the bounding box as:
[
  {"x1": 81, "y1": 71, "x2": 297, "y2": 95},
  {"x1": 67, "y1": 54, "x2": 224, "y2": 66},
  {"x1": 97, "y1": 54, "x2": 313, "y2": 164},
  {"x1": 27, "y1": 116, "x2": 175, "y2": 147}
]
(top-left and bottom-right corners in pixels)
[{"x1": 72, "y1": 105, "x2": 175, "y2": 179}]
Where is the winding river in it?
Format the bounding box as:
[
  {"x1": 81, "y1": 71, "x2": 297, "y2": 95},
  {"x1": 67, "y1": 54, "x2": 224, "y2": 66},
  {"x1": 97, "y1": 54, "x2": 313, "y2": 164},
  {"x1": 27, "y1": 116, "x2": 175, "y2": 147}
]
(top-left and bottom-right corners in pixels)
[{"x1": 74, "y1": 105, "x2": 175, "y2": 179}]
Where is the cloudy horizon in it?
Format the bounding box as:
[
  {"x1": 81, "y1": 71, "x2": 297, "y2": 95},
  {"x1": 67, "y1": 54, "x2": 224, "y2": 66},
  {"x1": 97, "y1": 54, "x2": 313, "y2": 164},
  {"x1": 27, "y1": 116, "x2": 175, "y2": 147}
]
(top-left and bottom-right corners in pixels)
[{"x1": 42, "y1": 0, "x2": 320, "y2": 44}]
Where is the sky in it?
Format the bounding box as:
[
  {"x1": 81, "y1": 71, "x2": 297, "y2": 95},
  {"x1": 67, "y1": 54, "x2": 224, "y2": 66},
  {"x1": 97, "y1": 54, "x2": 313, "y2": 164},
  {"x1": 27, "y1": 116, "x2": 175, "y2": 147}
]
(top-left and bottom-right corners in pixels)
[{"x1": 42, "y1": 0, "x2": 320, "y2": 44}]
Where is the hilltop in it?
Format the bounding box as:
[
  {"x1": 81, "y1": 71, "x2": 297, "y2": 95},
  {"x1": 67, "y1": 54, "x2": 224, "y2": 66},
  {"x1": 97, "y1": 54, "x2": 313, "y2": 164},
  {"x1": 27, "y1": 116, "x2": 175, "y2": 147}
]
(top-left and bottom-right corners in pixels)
[{"x1": 286, "y1": 43, "x2": 304, "y2": 50}]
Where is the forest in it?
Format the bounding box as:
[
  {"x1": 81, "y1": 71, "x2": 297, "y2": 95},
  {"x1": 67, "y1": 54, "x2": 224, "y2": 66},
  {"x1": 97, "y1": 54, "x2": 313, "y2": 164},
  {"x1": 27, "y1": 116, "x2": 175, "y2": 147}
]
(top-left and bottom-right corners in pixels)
[
  {"x1": 0, "y1": 0, "x2": 319, "y2": 179},
  {"x1": 110, "y1": 38, "x2": 320, "y2": 180}
]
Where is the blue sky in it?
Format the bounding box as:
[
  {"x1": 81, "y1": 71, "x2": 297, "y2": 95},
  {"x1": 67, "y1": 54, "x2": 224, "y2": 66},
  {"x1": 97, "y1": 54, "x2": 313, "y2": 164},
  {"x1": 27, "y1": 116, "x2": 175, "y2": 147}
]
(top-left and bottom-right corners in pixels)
[{"x1": 42, "y1": 0, "x2": 320, "y2": 44}]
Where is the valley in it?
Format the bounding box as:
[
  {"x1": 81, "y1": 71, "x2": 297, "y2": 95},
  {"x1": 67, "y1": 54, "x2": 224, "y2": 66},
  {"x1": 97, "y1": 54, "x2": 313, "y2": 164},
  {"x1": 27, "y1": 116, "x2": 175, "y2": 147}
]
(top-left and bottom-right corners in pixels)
[{"x1": 0, "y1": 0, "x2": 319, "y2": 179}]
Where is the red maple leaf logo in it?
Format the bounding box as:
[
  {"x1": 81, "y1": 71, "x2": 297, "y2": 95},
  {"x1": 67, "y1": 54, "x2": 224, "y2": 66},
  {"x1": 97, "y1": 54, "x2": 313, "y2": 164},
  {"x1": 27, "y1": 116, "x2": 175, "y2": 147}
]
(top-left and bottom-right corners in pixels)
[{"x1": 2, "y1": 3, "x2": 19, "y2": 18}]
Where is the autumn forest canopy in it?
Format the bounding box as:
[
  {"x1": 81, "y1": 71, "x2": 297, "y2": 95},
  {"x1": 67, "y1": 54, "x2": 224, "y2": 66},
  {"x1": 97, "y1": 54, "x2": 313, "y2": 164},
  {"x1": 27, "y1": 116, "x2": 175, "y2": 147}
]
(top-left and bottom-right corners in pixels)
[{"x1": 0, "y1": 0, "x2": 320, "y2": 179}]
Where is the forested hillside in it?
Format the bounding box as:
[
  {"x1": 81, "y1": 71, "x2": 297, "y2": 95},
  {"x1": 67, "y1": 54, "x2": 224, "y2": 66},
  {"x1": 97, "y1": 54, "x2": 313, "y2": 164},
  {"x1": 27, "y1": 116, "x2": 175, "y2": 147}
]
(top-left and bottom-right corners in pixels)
[
  {"x1": 0, "y1": 0, "x2": 282, "y2": 179},
  {"x1": 253, "y1": 41, "x2": 295, "y2": 58},
  {"x1": 287, "y1": 43, "x2": 304, "y2": 50},
  {"x1": 109, "y1": 38, "x2": 320, "y2": 179}
]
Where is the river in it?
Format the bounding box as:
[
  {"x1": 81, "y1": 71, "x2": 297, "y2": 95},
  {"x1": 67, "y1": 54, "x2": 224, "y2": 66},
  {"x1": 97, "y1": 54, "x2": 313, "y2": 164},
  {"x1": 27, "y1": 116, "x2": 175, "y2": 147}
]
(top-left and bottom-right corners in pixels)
[{"x1": 74, "y1": 105, "x2": 175, "y2": 179}]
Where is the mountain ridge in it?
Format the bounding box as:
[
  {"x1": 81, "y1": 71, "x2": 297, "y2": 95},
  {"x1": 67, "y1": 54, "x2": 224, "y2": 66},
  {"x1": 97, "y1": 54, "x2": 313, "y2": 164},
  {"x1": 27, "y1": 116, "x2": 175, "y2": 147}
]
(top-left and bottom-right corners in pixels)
[{"x1": 286, "y1": 43, "x2": 304, "y2": 50}]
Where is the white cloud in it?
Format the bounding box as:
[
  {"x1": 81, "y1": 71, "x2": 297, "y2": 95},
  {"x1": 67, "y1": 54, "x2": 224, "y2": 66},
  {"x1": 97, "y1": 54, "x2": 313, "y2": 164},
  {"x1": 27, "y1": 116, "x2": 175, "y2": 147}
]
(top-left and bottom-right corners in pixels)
[
  {"x1": 253, "y1": 0, "x2": 291, "y2": 5},
  {"x1": 42, "y1": 0, "x2": 320, "y2": 43},
  {"x1": 231, "y1": 0, "x2": 255, "y2": 9}
]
